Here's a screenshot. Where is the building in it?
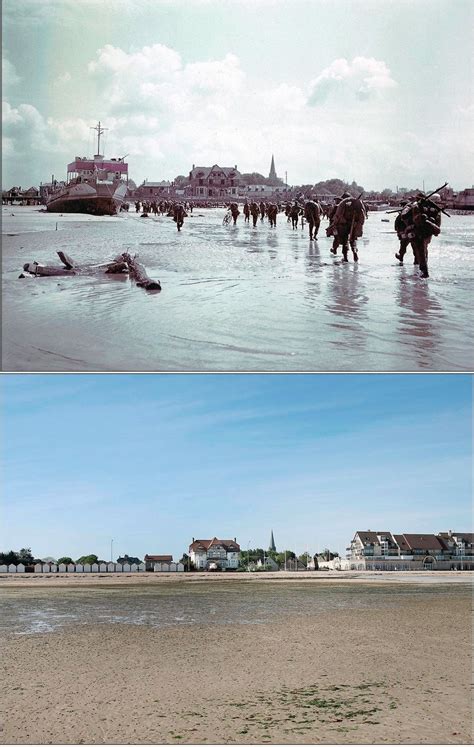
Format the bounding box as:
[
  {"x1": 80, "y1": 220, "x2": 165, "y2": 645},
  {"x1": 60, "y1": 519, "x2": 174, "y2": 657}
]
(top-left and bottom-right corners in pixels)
[
  {"x1": 454, "y1": 187, "x2": 474, "y2": 210},
  {"x1": 239, "y1": 184, "x2": 290, "y2": 199},
  {"x1": 144, "y1": 554, "x2": 173, "y2": 571},
  {"x1": 346, "y1": 530, "x2": 474, "y2": 570},
  {"x1": 188, "y1": 537, "x2": 240, "y2": 570},
  {"x1": 269, "y1": 530, "x2": 276, "y2": 552},
  {"x1": 135, "y1": 180, "x2": 172, "y2": 200},
  {"x1": 188, "y1": 164, "x2": 241, "y2": 199}
]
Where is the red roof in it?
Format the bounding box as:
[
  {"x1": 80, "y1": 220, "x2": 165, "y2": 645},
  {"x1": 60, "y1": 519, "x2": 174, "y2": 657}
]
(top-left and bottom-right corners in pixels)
[
  {"x1": 189, "y1": 537, "x2": 240, "y2": 553},
  {"x1": 145, "y1": 554, "x2": 173, "y2": 562},
  {"x1": 401, "y1": 534, "x2": 444, "y2": 552}
]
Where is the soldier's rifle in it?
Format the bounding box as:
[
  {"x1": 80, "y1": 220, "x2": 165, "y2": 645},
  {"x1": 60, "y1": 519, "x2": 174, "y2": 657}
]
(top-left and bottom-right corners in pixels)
[{"x1": 387, "y1": 182, "x2": 450, "y2": 217}]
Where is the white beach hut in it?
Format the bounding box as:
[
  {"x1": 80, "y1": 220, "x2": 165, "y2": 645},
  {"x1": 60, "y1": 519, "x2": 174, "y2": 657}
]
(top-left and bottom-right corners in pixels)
[
  {"x1": 115, "y1": 563, "x2": 123, "y2": 572},
  {"x1": 177, "y1": 563, "x2": 184, "y2": 572},
  {"x1": 8, "y1": 564, "x2": 17, "y2": 573},
  {"x1": 58, "y1": 563, "x2": 67, "y2": 573},
  {"x1": 34, "y1": 563, "x2": 43, "y2": 573},
  {"x1": 50, "y1": 564, "x2": 58, "y2": 573},
  {"x1": 42, "y1": 564, "x2": 51, "y2": 573},
  {"x1": 67, "y1": 563, "x2": 75, "y2": 573},
  {"x1": 123, "y1": 563, "x2": 131, "y2": 572},
  {"x1": 75, "y1": 564, "x2": 84, "y2": 573},
  {"x1": 107, "y1": 563, "x2": 115, "y2": 572},
  {"x1": 17, "y1": 563, "x2": 25, "y2": 573},
  {"x1": 138, "y1": 562, "x2": 146, "y2": 572},
  {"x1": 161, "y1": 563, "x2": 170, "y2": 572},
  {"x1": 130, "y1": 563, "x2": 138, "y2": 572},
  {"x1": 169, "y1": 562, "x2": 177, "y2": 572},
  {"x1": 91, "y1": 563, "x2": 99, "y2": 573},
  {"x1": 0, "y1": 565, "x2": 8, "y2": 573},
  {"x1": 99, "y1": 563, "x2": 107, "y2": 572},
  {"x1": 83, "y1": 563, "x2": 91, "y2": 573}
]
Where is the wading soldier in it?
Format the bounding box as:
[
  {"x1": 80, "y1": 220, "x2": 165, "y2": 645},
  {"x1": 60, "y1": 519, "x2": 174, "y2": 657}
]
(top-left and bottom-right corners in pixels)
[
  {"x1": 250, "y1": 201, "x2": 260, "y2": 227},
  {"x1": 243, "y1": 199, "x2": 250, "y2": 222},
  {"x1": 230, "y1": 202, "x2": 240, "y2": 225},
  {"x1": 394, "y1": 200, "x2": 417, "y2": 265},
  {"x1": 267, "y1": 203, "x2": 278, "y2": 227},
  {"x1": 408, "y1": 193, "x2": 442, "y2": 278},
  {"x1": 304, "y1": 199, "x2": 321, "y2": 241},
  {"x1": 173, "y1": 202, "x2": 186, "y2": 231},
  {"x1": 259, "y1": 201, "x2": 266, "y2": 221},
  {"x1": 330, "y1": 192, "x2": 366, "y2": 262},
  {"x1": 290, "y1": 200, "x2": 301, "y2": 230}
]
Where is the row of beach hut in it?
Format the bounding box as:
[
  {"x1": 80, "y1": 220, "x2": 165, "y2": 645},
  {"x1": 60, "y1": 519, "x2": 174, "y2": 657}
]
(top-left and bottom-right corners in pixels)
[{"x1": 0, "y1": 562, "x2": 185, "y2": 573}]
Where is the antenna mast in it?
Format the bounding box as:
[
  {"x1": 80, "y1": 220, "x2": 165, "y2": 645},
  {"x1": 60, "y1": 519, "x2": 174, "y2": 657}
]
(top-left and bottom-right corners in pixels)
[{"x1": 91, "y1": 121, "x2": 108, "y2": 156}]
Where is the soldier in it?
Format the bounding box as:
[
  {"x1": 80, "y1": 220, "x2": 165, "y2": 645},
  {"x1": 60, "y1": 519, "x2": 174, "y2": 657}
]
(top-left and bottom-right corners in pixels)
[
  {"x1": 243, "y1": 199, "x2": 250, "y2": 222},
  {"x1": 250, "y1": 201, "x2": 260, "y2": 227},
  {"x1": 326, "y1": 196, "x2": 343, "y2": 254},
  {"x1": 290, "y1": 200, "x2": 301, "y2": 230},
  {"x1": 394, "y1": 200, "x2": 418, "y2": 266},
  {"x1": 408, "y1": 193, "x2": 442, "y2": 278},
  {"x1": 330, "y1": 192, "x2": 366, "y2": 262},
  {"x1": 173, "y1": 202, "x2": 186, "y2": 231},
  {"x1": 230, "y1": 202, "x2": 240, "y2": 225},
  {"x1": 267, "y1": 203, "x2": 278, "y2": 227},
  {"x1": 304, "y1": 199, "x2": 321, "y2": 241},
  {"x1": 259, "y1": 200, "x2": 266, "y2": 221}
]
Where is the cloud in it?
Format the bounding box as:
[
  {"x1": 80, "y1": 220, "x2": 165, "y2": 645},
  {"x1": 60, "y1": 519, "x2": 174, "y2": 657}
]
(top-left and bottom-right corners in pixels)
[
  {"x1": 308, "y1": 56, "x2": 397, "y2": 105},
  {"x1": 2, "y1": 54, "x2": 21, "y2": 91},
  {"x1": 54, "y1": 72, "x2": 72, "y2": 86}
]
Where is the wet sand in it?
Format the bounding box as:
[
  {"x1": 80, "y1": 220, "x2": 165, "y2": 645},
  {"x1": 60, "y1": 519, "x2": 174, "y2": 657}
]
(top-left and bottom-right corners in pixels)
[
  {"x1": 2, "y1": 206, "x2": 474, "y2": 371},
  {"x1": 0, "y1": 576, "x2": 471, "y2": 744}
]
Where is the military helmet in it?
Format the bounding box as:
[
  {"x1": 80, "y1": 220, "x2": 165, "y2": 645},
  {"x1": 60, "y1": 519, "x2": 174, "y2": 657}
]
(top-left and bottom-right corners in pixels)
[
  {"x1": 430, "y1": 193, "x2": 441, "y2": 202},
  {"x1": 341, "y1": 191, "x2": 350, "y2": 198}
]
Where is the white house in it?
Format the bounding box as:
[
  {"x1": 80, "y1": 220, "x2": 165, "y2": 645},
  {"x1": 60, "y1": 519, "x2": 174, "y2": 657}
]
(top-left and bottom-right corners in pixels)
[{"x1": 189, "y1": 537, "x2": 240, "y2": 570}]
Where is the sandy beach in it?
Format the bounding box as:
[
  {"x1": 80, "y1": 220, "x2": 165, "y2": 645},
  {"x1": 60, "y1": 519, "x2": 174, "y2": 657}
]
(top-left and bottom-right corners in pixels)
[
  {"x1": 2, "y1": 206, "x2": 474, "y2": 371},
  {"x1": 0, "y1": 574, "x2": 471, "y2": 744}
]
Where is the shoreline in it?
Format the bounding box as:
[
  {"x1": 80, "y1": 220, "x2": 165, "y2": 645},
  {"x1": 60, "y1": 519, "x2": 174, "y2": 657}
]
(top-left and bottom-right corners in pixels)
[
  {"x1": 0, "y1": 569, "x2": 472, "y2": 588},
  {"x1": 1, "y1": 590, "x2": 471, "y2": 744}
]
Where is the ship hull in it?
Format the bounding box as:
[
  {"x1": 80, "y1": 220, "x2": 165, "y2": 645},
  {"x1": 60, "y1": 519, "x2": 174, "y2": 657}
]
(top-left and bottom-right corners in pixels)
[{"x1": 46, "y1": 181, "x2": 127, "y2": 216}]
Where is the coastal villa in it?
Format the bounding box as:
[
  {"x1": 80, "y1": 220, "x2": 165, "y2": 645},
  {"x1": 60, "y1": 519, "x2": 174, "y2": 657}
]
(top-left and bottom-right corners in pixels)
[
  {"x1": 345, "y1": 530, "x2": 474, "y2": 570},
  {"x1": 188, "y1": 165, "x2": 241, "y2": 199},
  {"x1": 135, "y1": 180, "x2": 172, "y2": 199},
  {"x1": 189, "y1": 537, "x2": 240, "y2": 570}
]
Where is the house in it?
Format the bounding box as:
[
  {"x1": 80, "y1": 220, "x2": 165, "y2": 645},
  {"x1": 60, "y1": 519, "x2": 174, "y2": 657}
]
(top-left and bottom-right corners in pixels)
[
  {"x1": 346, "y1": 530, "x2": 474, "y2": 570},
  {"x1": 144, "y1": 554, "x2": 173, "y2": 571},
  {"x1": 188, "y1": 537, "x2": 240, "y2": 570},
  {"x1": 188, "y1": 164, "x2": 241, "y2": 199},
  {"x1": 135, "y1": 180, "x2": 172, "y2": 199}
]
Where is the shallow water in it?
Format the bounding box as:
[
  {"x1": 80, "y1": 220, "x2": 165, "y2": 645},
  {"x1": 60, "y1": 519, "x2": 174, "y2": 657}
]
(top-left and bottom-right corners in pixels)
[
  {"x1": 0, "y1": 580, "x2": 469, "y2": 636},
  {"x1": 2, "y1": 206, "x2": 473, "y2": 371}
]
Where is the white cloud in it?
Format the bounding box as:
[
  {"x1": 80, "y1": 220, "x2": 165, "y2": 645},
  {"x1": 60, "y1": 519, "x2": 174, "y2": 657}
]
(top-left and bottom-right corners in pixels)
[
  {"x1": 54, "y1": 72, "x2": 72, "y2": 85},
  {"x1": 2, "y1": 54, "x2": 21, "y2": 91},
  {"x1": 308, "y1": 56, "x2": 397, "y2": 105}
]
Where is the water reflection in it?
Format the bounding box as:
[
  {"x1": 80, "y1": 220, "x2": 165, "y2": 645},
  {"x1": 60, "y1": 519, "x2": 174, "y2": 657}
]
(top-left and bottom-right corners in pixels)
[{"x1": 395, "y1": 271, "x2": 444, "y2": 369}]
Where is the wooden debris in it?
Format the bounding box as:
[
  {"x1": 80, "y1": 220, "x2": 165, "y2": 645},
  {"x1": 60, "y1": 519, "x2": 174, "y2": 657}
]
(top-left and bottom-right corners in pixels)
[
  {"x1": 117, "y1": 252, "x2": 161, "y2": 290},
  {"x1": 23, "y1": 262, "x2": 76, "y2": 277}
]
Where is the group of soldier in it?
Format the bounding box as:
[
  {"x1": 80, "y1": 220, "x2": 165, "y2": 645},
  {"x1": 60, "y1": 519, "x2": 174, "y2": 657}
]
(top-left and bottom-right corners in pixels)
[
  {"x1": 133, "y1": 188, "x2": 445, "y2": 278},
  {"x1": 229, "y1": 190, "x2": 445, "y2": 278}
]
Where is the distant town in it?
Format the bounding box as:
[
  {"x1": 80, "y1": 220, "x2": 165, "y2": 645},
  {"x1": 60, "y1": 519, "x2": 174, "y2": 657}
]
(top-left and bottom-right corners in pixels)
[
  {"x1": 3, "y1": 155, "x2": 474, "y2": 210},
  {"x1": 1, "y1": 528, "x2": 472, "y2": 574}
]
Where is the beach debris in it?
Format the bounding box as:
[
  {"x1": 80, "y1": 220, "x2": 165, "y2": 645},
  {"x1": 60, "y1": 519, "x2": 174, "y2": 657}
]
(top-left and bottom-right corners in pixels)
[
  {"x1": 115, "y1": 252, "x2": 161, "y2": 290},
  {"x1": 19, "y1": 251, "x2": 138, "y2": 282}
]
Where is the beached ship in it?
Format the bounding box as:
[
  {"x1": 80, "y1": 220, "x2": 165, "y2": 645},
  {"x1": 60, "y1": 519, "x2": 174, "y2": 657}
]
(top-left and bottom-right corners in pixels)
[{"x1": 46, "y1": 122, "x2": 128, "y2": 215}]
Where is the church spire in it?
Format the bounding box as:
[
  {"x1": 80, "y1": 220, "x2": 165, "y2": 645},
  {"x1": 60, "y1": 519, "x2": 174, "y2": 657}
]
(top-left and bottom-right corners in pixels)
[
  {"x1": 269, "y1": 529, "x2": 276, "y2": 552},
  {"x1": 269, "y1": 154, "x2": 277, "y2": 182}
]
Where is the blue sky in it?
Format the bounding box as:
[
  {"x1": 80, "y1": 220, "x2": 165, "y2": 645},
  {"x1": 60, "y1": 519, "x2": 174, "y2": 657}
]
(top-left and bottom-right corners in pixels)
[
  {"x1": 2, "y1": 0, "x2": 473, "y2": 190},
  {"x1": 1, "y1": 374, "x2": 472, "y2": 561}
]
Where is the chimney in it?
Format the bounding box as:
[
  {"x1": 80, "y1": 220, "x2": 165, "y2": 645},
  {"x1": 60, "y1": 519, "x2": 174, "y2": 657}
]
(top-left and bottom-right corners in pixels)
[
  {"x1": 234, "y1": 165, "x2": 237, "y2": 170},
  {"x1": 234, "y1": 537, "x2": 236, "y2": 542},
  {"x1": 192, "y1": 164, "x2": 195, "y2": 170},
  {"x1": 448, "y1": 529, "x2": 452, "y2": 537},
  {"x1": 192, "y1": 537, "x2": 195, "y2": 542}
]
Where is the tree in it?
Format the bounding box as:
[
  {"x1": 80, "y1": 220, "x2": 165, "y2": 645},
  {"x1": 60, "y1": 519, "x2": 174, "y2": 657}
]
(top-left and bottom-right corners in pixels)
[
  {"x1": 57, "y1": 557, "x2": 73, "y2": 565},
  {"x1": 0, "y1": 550, "x2": 20, "y2": 565},
  {"x1": 76, "y1": 554, "x2": 99, "y2": 565},
  {"x1": 18, "y1": 548, "x2": 34, "y2": 564},
  {"x1": 116, "y1": 554, "x2": 142, "y2": 565},
  {"x1": 298, "y1": 552, "x2": 312, "y2": 567},
  {"x1": 317, "y1": 549, "x2": 340, "y2": 561}
]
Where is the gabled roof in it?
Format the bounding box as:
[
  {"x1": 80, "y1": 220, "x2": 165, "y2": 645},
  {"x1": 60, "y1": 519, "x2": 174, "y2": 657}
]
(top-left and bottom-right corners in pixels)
[
  {"x1": 393, "y1": 534, "x2": 411, "y2": 553},
  {"x1": 190, "y1": 165, "x2": 240, "y2": 179},
  {"x1": 401, "y1": 534, "x2": 444, "y2": 552},
  {"x1": 189, "y1": 537, "x2": 240, "y2": 552}
]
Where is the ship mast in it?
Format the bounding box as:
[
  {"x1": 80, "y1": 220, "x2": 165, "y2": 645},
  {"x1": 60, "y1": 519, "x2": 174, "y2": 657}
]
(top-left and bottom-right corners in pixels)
[{"x1": 91, "y1": 121, "x2": 108, "y2": 157}]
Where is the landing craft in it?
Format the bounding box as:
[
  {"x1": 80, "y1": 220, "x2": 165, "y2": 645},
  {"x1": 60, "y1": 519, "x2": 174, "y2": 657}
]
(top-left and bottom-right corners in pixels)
[{"x1": 46, "y1": 122, "x2": 128, "y2": 216}]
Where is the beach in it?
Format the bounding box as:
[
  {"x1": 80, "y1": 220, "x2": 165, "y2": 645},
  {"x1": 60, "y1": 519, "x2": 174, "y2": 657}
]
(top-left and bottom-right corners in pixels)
[
  {"x1": 1, "y1": 574, "x2": 471, "y2": 744},
  {"x1": 2, "y1": 206, "x2": 474, "y2": 372}
]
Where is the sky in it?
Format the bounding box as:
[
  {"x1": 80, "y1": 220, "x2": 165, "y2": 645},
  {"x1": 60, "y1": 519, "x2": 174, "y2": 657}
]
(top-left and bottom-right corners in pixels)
[
  {"x1": 1, "y1": 374, "x2": 472, "y2": 562},
  {"x1": 2, "y1": 0, "x2": 473, "y2": 191}
]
